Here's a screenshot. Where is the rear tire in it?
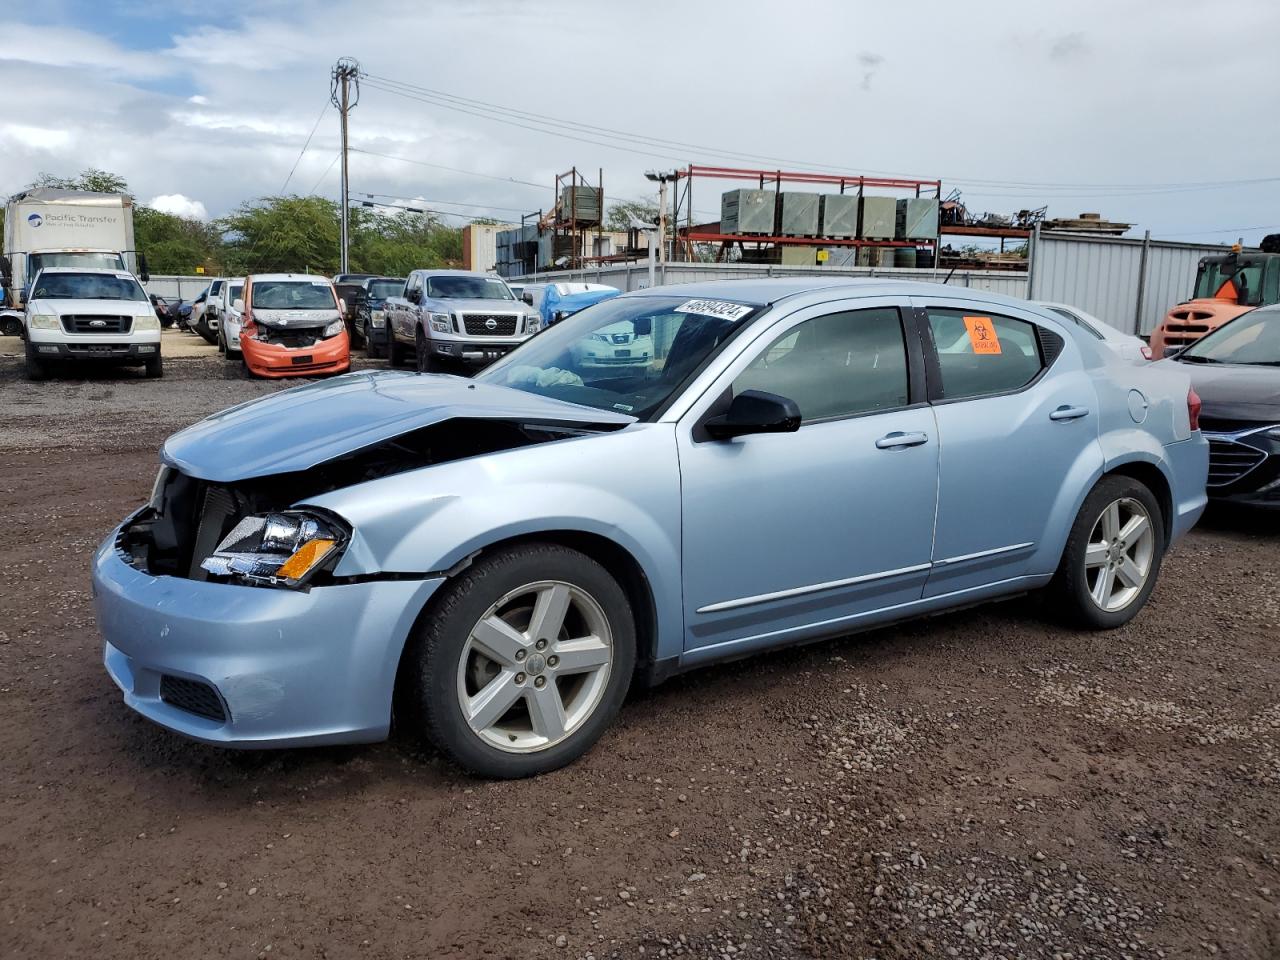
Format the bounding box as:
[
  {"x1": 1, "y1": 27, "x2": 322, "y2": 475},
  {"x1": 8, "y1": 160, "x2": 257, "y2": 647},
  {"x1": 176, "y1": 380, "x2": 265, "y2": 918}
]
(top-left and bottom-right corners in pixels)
[
  {"x1": 1049, "y1": 475, "x2": 1164, "y2": 629},
  {"x1": 410, "y1": 543, "x2": 636, "y2": 778},
  {"x1": 144, "y1": 353, "x2": 164, "y2": 379},
  {"x1": 388, "y1": 333, "x2": 408, "y2": 368}
]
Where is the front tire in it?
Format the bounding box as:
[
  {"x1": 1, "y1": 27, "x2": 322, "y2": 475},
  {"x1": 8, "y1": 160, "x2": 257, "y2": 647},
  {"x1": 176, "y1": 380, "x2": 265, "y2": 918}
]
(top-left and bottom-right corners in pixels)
[
  {"x1": 410, "y1": 543, "x2": 636, "y2": 778},
  {"x1": 24, "y1": 351, "x2": 50, "y2": 381},
  {"x1": 388, "y1": 332, "x2": 409, "y2": 368},
  {"x1": 415, "y1": 327, "x2": 444, "y2": 373},
  {"x1": 1049, "y1": 475, "x2": 1164, "y2": 629},
  {"x1": 144, "y1": 353, "x2": 164, "y2": 379}
]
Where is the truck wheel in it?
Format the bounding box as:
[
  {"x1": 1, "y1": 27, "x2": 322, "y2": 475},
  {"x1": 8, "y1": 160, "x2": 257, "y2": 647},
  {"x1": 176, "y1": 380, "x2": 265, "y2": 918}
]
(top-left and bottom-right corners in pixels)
[
  {"x1": 364, "y1": 321, "x2": 382, "y2": 359},
  {"x1": 217, "y1": 328, "x2": 226, "y2": 354},
  {"x1": 388, "y1": 335, "x2": 408, "y2": 368},
  {"x1": 24, "y1": 352, "x2": 50, "y2": 381},
  {"x1": 1048, "y1": 475, "x2": 1165, "y2": 630},
  {"x1": 2, "y1": 315, "x2": 25, "y2": 337},
  {"x1": 415, "y1": 328, "x2": 443, "y2": 373},
  {"x1": 144, "y1": 354, "x2": 164, "y2": 379},
  {"x1": 408, "y1": 543, "x2": 635, "y2": 778}
]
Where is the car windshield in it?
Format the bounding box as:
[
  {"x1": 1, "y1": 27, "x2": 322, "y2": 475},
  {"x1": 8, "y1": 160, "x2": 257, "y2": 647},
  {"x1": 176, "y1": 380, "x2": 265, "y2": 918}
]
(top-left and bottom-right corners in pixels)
[
  {"x1": 1179, "y1": 309, "x2": 1280, "y2": 365},
  {"x1": 475, "y1": 294, "x2": 759, "y2": 420},
  {"x1": 32, "y1": 271, "x2": 147, "y2": 301},
  {"x1": 252, "y1": 280, "x2": 336, "y2": 310},
  {"x1": 368, "y1": 278, "x2": 405, "y2": 299},
  {"x1": 1193, "y1": 258, "x2": 1269, "y2": 307},
  {"x1": 29, "y1": 251, "x2": 126, "y2": 275},
  {"x1": 426, "y1": 275, "x2": 513, "y2": 300}
]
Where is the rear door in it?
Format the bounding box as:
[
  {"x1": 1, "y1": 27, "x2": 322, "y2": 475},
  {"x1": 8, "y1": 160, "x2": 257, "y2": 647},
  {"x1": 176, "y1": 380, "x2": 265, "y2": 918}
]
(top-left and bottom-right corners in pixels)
[{"x1": 912, "y1": 297, "x2": 1102, "y2": 595}]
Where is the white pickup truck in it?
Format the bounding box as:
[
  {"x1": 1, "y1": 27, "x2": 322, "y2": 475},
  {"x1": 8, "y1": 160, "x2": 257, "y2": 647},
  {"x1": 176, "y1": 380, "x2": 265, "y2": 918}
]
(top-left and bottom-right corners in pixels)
[{"x1": 23, "y1": 266, "x2": 162, "y2": 380}]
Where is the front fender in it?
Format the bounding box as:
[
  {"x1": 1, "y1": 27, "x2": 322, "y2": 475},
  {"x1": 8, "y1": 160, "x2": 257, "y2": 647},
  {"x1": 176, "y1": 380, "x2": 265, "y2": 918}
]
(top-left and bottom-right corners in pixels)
[{"x1": 303, "y1": 424, "x2": 686, "y2": 661}]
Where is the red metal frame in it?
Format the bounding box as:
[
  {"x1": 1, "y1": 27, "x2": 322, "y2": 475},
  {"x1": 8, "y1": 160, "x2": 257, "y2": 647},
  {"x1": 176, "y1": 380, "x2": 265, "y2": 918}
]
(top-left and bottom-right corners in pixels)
[{"x1": 676, "y1": 164, "x2": 941, "y2": 195}]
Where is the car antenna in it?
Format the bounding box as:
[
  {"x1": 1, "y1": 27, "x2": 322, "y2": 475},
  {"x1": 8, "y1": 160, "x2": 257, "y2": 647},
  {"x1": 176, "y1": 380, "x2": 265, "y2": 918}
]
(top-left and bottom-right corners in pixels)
[{"x1": 942, "y1": 267, "x2": 956, "y2": 285}]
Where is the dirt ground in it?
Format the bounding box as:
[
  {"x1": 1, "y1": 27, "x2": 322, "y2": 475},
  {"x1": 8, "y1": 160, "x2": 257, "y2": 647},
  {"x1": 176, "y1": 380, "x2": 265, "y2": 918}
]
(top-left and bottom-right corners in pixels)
[{"x1": 2, "y1": 351, "x2": 1278, "y2": 960}]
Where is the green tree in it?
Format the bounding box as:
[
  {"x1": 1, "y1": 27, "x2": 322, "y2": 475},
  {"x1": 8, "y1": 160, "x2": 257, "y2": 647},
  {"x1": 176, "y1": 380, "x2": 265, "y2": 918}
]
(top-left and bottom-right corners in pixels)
[
  {"x1": 350, "y1": 208, "x2": 462, "y2": 275},
  {"x1": 605, "y1": 199, "x2": 659, "y2": 231},
  {"x1": 134, "y1": 206, "x2": 223, "y2": 275},
  {"x1": 29, "y1": 168, "x2": 131, "y2": 195},
  {"x1": 217, "y1": 196, "x2": 342, "y2": 274}
]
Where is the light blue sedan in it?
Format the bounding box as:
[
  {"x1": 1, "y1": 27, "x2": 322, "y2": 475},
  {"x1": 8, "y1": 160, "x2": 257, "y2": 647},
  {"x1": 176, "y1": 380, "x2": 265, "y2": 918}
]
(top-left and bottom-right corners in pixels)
[{"x1": 93, "y1": 279, "x2": 1209, "y2": 777}]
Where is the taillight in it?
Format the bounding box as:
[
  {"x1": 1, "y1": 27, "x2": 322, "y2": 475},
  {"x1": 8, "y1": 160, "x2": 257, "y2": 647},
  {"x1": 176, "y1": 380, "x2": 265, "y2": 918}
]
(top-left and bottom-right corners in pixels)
[
  {"x1": 1187, "y1": 387, "x2": 1202, "y2": 431},
  {"x1": 1140, "y1": 344, "x2": 1153, "y2": 361}
]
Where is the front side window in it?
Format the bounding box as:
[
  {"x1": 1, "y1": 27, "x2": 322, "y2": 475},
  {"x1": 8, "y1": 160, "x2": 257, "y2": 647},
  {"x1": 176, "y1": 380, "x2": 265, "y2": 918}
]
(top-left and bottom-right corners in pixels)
[
  {"x1": 477, "y1": 295, "x2": 758, "y2": 420},
  {"x1": 228, "y1": 284, "x2": 243, "y2": 305},
  {"x1": 426, "y1": 275, "x2": 513, "y2": 300},
  {"x1": 251, "y1": 281, "x2": 336, "y2": 310},
  {"x1": 31, "y1": 272, "x2": 147, "y2": 301},
  {"x1": 732, "y1": 308, "x2": 910, "y2": 423},
  {"x1": 928, "y1": 308, "x2": 1045, "y2": 400}
]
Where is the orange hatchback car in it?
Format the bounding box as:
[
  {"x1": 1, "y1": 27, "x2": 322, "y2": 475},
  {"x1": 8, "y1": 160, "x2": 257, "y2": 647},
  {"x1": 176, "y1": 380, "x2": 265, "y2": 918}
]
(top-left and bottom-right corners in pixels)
[{"x1": 239, "y1": 274, "x2": 350, "y2": 378}]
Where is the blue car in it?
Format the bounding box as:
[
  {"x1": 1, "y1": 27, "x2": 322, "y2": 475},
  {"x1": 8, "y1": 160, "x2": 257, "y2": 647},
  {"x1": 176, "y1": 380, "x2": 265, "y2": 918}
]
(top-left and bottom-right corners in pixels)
[
  {"x1": 93, "y1": 279, "x2": 1208, "y2": 777},
  {"x1": 540, "y1": 284, "x2": 621, "y2": 325}
]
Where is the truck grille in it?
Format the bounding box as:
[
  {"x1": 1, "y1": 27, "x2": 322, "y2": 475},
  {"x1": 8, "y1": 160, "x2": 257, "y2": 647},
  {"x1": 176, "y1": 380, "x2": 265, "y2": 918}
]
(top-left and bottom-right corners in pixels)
[
  {"x1": 460, "y1": 313, "x2": 519, "y2": 336},
  {"x1": 60, "y1": 314, "x2": 132, "y2": 334},
  {"x1": 1206, "y1": 437, "x2": 1267, "y2": 487},
  {"x1": 160, "y1": 675, "x2": 227, "y2": 722}
]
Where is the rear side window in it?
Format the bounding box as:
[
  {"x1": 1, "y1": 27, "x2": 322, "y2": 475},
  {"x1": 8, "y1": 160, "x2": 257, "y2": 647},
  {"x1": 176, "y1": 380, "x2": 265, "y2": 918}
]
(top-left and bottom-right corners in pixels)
[
  {"x1": 927, "y1": 308, "x2": 1046, "y2": 400},
  {"x1": 733, "y1": 307, "x2": 910, "y2": 423}
]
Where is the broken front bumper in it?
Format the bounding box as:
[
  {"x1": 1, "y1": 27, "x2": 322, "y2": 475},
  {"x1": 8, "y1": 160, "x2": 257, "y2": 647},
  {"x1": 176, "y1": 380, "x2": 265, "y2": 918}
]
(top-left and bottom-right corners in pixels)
[{"x1": 92, "y1": 526, "x2": 442, "y2": 748}]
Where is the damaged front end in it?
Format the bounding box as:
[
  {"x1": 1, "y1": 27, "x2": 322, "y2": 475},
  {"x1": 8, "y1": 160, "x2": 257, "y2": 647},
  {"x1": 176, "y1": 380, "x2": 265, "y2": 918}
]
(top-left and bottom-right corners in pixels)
[{"x1": 118, "y1": 416, "x2": 620, "y2": 587}]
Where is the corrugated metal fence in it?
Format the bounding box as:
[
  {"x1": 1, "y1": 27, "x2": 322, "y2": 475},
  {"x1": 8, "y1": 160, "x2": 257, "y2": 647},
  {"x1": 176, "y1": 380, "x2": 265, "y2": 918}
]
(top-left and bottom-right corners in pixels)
[
  {"x1": 515, "y1": 261, "x2": 1030, "y2": 299},
  {"x1": 141, "y1": 275, "x2": 215, "y2": 300},
  {"x1": 1028, "y1": 230, "x2": 1238, "y2": 335}
]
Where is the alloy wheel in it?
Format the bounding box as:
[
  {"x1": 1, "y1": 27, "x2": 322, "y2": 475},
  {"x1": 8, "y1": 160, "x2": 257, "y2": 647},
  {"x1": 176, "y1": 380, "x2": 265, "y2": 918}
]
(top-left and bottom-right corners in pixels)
[
  {"x1": 1084, "y1": 497, "x2": 1155, "y2": 612},
  {"x1": 456, "y1": 580, "x2": 613, "y2": 753}
]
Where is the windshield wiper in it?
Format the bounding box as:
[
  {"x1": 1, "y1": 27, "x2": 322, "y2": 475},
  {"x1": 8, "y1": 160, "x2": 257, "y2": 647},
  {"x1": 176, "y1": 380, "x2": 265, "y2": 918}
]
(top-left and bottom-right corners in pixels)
[{"x1": 1177, "y1": 354, "x2": 1221, "y2": 364}]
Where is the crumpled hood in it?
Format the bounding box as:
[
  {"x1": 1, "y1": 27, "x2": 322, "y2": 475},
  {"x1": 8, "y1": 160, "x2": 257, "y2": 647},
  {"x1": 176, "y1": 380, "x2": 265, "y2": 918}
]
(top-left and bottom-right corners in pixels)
[
  {"x1": 253, "y1": 307, "x2": 340, "y2": 329},
  {"x1": 33, "y1": 297, "x2": 154, "y2": 317},
  {"x1": 1174, "y1": 361, "x2": 1280, "y2": 422},
  {"x1": 162, "y1": 370, "x2": 636, "y2": 482}
]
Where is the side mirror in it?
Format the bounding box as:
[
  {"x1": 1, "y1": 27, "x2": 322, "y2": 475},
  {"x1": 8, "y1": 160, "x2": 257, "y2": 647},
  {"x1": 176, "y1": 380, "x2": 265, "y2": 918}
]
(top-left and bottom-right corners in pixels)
[
  {"x1": 521, "y1": 292, "x2": 534, "y2": 305},
  {"x1": 0, "y1": 255, "x2": 10, "y2": 283},
  {"x1": 233, "y1": 298, "x2": 245, "y2": 312},
  {"x1": 554, "y1": 310, "x2": 568, "y2": 323},
  {"x1": 703, "y1": 390, "x2": 802, "y2": 441},
  {"x1": 137, "y1": 253, "x2": 150, "y2": 283},
  {"x1": 407, "y1": 288, "x2": 422, "y2": 304},
  {"x1": 633, "y1": 317, "x2": 652, "y2": 337}
]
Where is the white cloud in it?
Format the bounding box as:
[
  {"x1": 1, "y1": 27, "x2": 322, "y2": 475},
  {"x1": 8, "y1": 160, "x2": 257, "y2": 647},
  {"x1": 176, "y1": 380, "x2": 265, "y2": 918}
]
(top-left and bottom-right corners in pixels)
[
  {"x1": 149, "y1": 193, "x2": 209, "y2": 220},
  {"x1": 0, "y1": 123, "x2": 73, "y2": 151},
  {"x1": 0, "y1": 21, "x2": 173, "y2": 77},
  {"x1": 188, "y1": 94, "x2": 209, "y2": 105}
]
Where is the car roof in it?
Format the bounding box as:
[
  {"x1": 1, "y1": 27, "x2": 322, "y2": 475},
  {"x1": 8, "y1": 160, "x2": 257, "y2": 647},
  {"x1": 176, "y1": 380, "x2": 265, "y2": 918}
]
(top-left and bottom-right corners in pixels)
[
  {"x1": 623, "y1": 277, "x2": 1033, "y2": 310},
  {"x1": 416, "y1": 269, "x2": 506, "y2": 278},
  {"x1": 250, "y1": 273, "x2": 333, "y2": 283},
  {"x1": 34, "y1": 266, "x2": 137, "y2": 275}
]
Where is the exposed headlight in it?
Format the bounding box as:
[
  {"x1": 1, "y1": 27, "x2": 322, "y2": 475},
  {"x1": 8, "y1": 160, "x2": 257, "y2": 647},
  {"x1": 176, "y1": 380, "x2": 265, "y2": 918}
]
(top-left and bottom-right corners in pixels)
[
  {"x1": 29, "y1": 313, "x2": 59, "y2": 330},
  {"x1": 591, "y1": 332, "x2": 611, "y2": 342},
  {"x1": 134, "y1": 314, "x2": 160, "y2": 332},
  {"x1": 371, "y1": 309, "x2": 386, "y2": 328},
  {"x1": 200, "y1": 510, "x2": 346, "y2": 588},
  {"x1": 525, "y1": 315, "x2": 541, "y2": 334},
  {"x1": 430, "y1": 312, "x2": 450, "y2": 333},
  {"x1": 322, "y1": 319, "x2": 345, "y2": 337}
]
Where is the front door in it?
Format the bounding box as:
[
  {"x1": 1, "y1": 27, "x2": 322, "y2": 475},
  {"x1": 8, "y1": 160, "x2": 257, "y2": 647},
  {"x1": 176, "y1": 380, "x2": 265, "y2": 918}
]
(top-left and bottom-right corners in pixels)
[{"x1": 677, "y1": 300, "x2": 939, "y2": 660}]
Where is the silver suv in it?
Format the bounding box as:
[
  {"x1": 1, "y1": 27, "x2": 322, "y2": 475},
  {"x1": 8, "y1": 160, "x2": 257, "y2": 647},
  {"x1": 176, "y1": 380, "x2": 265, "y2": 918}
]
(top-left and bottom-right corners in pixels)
[{"x1": 384, "y1": 269, "x2": 540, "y2": 372}]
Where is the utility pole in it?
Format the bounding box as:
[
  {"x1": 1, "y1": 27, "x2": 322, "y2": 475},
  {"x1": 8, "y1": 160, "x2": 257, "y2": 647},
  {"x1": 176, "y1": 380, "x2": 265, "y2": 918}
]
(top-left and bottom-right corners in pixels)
[
  {"x1": 645, "y1": 170, "x2": 678, "y2": 264},
  {"x1": 330, "y1": 58, "x2": 360, "y2": 274}
]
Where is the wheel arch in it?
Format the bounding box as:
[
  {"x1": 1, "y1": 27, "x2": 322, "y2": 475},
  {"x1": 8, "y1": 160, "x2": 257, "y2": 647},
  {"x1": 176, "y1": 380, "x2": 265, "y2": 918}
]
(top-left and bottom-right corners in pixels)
[
  {"x1": 390, "y1": 528, "x2": 662, "y2": 729},
  {"x1": 1101, "y1": 457, "x2": 1174, "y2": 543}
]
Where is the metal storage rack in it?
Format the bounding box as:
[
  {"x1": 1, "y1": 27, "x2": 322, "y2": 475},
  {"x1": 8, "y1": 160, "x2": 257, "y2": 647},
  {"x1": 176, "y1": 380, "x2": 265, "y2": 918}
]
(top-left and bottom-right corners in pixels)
[{"x1": 670, "y1": 165, "x2": 943, "y2": 262}]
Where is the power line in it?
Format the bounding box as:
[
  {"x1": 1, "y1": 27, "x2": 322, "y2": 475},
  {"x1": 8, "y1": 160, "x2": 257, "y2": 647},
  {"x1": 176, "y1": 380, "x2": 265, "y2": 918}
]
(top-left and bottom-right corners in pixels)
[
  {"x1": 361, "y1": 70, "x2": 1280, "y2": 195},
  {"x1": 309, "y1": 153, "x2": 340, "y2": 195},
  {"x1": 1152, "y1": 224, "x2": 1280, "y2": 238},
  {"x1": 281, "y1": 101, "x2": 330, "y2": 194},
  {"x1": 349, "y1": 148, "x2": 546, "y2": 190},
  {"x1": 358, "y1": 191, "x2": 531, "y2": 214}
]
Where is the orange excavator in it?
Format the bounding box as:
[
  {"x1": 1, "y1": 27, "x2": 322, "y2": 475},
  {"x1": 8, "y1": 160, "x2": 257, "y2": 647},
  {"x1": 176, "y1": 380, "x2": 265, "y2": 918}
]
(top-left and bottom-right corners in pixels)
[{"x1": 1149, "y1": 238, "x2": 1280, "y2": 358}]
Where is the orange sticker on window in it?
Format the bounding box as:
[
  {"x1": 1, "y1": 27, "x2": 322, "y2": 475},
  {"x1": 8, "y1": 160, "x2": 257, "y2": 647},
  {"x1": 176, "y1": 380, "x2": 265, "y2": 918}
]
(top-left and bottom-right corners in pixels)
[{"x1": 963, "y1": 316, "x2": 1002, "y2": 355}]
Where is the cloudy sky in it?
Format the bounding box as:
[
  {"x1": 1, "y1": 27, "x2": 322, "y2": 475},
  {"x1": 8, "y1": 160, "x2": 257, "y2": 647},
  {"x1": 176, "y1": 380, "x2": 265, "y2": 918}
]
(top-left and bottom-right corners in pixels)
[{"x1": 2, "y1": 0, "x2": 1278, "y2": 244}]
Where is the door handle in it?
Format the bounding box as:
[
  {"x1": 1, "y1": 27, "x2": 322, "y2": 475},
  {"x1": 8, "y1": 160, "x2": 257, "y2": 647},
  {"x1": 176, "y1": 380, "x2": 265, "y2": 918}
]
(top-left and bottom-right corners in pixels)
[
  {"x1": 1049, "y1": 405, "x2": 1090, "y2": 422},
  {"x1": 875, "y1": 431, "x2": 929, "y2": 449}
]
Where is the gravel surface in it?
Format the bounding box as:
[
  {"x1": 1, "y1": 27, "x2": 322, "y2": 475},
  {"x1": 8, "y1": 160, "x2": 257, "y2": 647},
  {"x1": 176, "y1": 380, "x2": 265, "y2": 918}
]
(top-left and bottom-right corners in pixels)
[{"x1": 2, "y1": 355, "x2": 1278, "y2": 959}]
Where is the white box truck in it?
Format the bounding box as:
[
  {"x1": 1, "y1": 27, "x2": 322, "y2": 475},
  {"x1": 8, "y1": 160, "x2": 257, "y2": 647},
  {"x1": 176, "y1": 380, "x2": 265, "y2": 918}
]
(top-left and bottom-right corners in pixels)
[{"x1": 1, "y1": 189, "x2": 148, "y2": 312}]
